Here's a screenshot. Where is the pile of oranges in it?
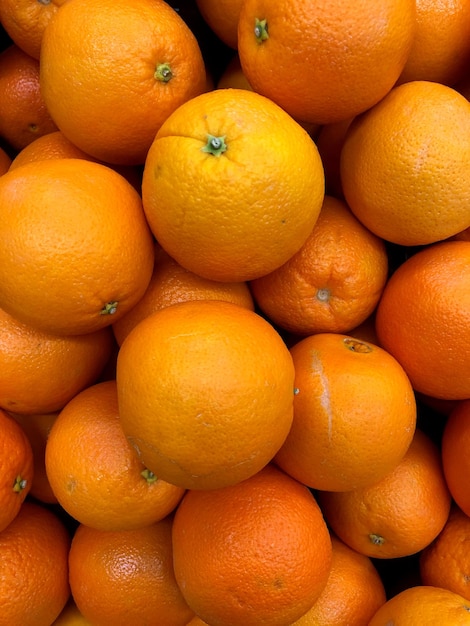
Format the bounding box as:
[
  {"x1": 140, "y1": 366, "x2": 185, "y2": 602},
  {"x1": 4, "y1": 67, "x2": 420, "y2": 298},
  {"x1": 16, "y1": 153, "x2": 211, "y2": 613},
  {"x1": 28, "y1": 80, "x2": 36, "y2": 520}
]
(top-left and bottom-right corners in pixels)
[{"x1": 1, "y1": 0, "x2": 470, "y2": 624}]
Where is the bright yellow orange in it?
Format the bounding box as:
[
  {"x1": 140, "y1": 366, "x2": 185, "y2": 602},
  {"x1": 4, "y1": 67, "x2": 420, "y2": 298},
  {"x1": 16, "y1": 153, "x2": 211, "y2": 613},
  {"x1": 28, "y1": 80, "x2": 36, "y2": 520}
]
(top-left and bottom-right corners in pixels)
[
  {"x1": 116, "y1": 300, "x2": 295, "y2": 490},
  {"x1": 237, "y1": 0, "x2": 415, "y2": 125},
  {"x1": 250, "y1": 195, "x2": 389, "y2": 336},
  {"x1": 375, "y1": 240, "x2": 470, "y2": 400},
  {"x1": 0, "y1": 44, "x2": 58, "y2": 152},
  {"x1": 442, "y1": 399, "x2": 470, "y2": 517},
  {"x1": 0, "y1": 305, "x2": 113, "y2": 414},
  {"x1": 318, "y1": 429, "x2": 452, "y2": 559},
  {"x1": 274, "y1": 333, "x2": 416, "y2": 492},
  {"x1": 290, "y1": 535, "x2": 386, "y2": 626},
  {"x1": 420, "y1": 504, "x2": 470, "y2": 601},
  {"x1": 39, "y1": 0, "x2": 207, "y2": 165},
  {"x1": 172, "y1": 464, "x2": 332, "y2": 626},
  {"x1": 69, "y1": 518, "x2": 194, "y2": 626},
  {"x1": 0, "y1": 501, "x2": 71, "y2": 625},
  {"x1": 142, "y1": 88, "x2": 325, "y2": 282},
  {"x1": 368, "y1": 586, "x2": 470, "y2": 625},
  {"x1": 0, "y1": 158, "x2": 155, "y2": 336},
  {"x1": 340, "y1": 81, "x2": 470, "y2": 246},
  {"x1": 112, "y1": 243, "x2": 254, "y2": 346},
  {"x1": 196, "y1": 0, "x2": 243, "y2": 49},
  {"x1": 0, "y1": 408, "x2": 33, "y2": 532},
  {"x1": 45, "y1": 380, "x2": 185, "y2": 531}
]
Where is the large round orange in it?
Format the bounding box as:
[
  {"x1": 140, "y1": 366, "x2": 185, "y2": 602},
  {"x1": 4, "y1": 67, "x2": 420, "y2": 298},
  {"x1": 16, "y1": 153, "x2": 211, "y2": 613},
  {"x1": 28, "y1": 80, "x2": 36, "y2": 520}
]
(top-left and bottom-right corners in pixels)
[
  {"x1": 0, "y1": 408, "x2": 33, "y2": 532},
  {"x1": 420, "y1": 504, "x2": 470, "y2": 601},
  {"x1": 397, "y1": 0, "x2": 470, "y2": 86},
  {"x1": 116, "y1": 299, "x2": 295, "y2": 490},
  {"x1": 274, "y1": 333, "x2": 416, "y2": 492},
  {"x1": 0, "y1": 500, "x2": 71, "y2": 626},
  {"x1": 0, "y1": 306, "x2": 113, "y2": 414},
  {"x1": 0, "y1": 0, "x2": 67, "y2": 60},
  {"x1": 0, "y1": 158, "x2": 154, "y2": 336},
  {"x1": 112, "y1": 243, "x2": 254, "y2": 346},
  {"x1": 375, "y1": 240, "x2": 470, "y2": 400},
  {"x1": 317, "y1": 429, "x2": 452, "y2": 559},
  {"x1": 39, "y1": 0, "x2": 207, "y2": 165},
  {"x1": 340, "y1": 81, "x2": 470, "y2": 246},
  {"x1": 290, "y1": 535, "x2": 386, "y2": 626},
  {"x1": 195, "y1": 0, "x2": 243, "y2": 49},
  {"x1": 250, "y1": 195, "x2": 389, "y2": 336},
  {"x1": 368, "y1": 586, "x2": 470, "y2": 625},
  {"x1": 441, "y1": 399, "x2": 470, "y2": 517},
  {"x1": 69, "y1": 517, "x2": 194, "y2": 626},
  {"x1": 237, "y1": 0, "x2": 415, "y2": 125},
  {"x1": 0, "y1": 44, "x2": 58, "y2": 152},
  {"x1": 45, "y1": 380, "x2": 185, "y2": 531},
  {"x1": 141, "y1": 87, "x2": 325, "y2": 282},
  {"x1": 172, "y1": 464, "x2": 332, "y2": 626}
]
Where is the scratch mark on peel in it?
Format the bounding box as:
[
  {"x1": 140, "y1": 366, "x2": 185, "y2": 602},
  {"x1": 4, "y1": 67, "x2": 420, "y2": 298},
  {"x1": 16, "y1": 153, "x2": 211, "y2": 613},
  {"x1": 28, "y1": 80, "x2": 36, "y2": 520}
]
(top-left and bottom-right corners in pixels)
[{"x1": 311, "y1": 351, "x2": 333, "y2": 441}]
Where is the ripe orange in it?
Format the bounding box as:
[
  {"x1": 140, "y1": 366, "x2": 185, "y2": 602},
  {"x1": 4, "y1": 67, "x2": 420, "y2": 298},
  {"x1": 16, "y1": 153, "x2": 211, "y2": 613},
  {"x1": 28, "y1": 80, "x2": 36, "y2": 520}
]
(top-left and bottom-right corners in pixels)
[
  {"x1": 375, "y1": 240, "x2": 470, "y2": 400},
  {"x1": 420, "y1": 505, "x2": 470, "y2": 601},
  {"x1": 0, "y1": 43, "x2": 58, "y2": 152},
  {"x1": 0, "y1": 408, "x2": 33, "y2": 532},
  {"x1": 195, "y1": 0, "x2": 243, "y2": 49},
  {"x1": 237, "y1": 0, "x2": 415, "y2": 125},
  {"x1": 45, "y1": 380, "x2": 185, "y2": 531},
  {"x1": 397, "y1": 0, "x2": 470, "y2": 86},
  {"x1": 11, "y1": 410, "x2": 59, "y2": 504},
  {"x1": 0, "y1": 0, "x2": 67, "y2": 60},
  {"x1": 69, "y1": 517, "x2": 194, "y2": 626},
  {"x1": 317, "y1": 429, "x2": 452, "y2": 559},
  {"x1": 274, "y1": 333, "x2": 416, "y2": 492},
  {"x1": 39, "y1": 0, "x2": 207, "y2": 165},
  {"x1": 172, "y1": 464, "x2": 332, "y2": 626},
  {"x1": 368, "y1": 585, "x2": 470, "y2": 625},
  {"x1": 0, "y1": 158, "x2": 155, "y2": 336},
  {"x1": 340, "y1": 81, "x2": 470, "y2": 246},
  {"x1": 441, "y1": 399, "x2": 470, "y2": 517},
  {"x1": 142, "y1": 87, "x2": 325, "y2": 282},
  {"x1": 116, "y1": 299, "x2": 295, "y2": 490},
  {"x1": 290, "y1": 535, "x2": 386, "y2": 626},
  {"x1": 0, "y1": 305, "x2": 113, "y2": 414},
  {"x1": 0, "y1": 146, "x2": 11, "y2": 174},
  {"x1": 250, "y1": 195, "x2": 389, "y2": 336},
  {"x1": 52, "y1": 599, "x2": 92, "y2": 625},
  {"x1": 112, "y1": 243, "x2": 254, "y2": 346},
  {"x1": 9, "y1": 130, "x2": 97, "y2": 170},
  {"x1": 0, "y1": 500, "x2": 71, "y2": 626}
]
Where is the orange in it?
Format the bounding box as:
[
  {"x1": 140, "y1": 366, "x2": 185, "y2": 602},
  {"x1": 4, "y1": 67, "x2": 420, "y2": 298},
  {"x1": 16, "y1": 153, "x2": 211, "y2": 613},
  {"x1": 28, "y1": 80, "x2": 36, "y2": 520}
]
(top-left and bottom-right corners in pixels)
[
  {"x1": 0, "y1": 43, "x2": 57, "y2": 152},
  {"x1": 317, "y1": 429, "x2": 452, "y2": 559},
  {"x1": 290, "y1": 534, "x2": 386, "y2": 626},
  {"x1": 420, "y1": 505, "x2": 470, "y2": 601},
  {"x1": 9, "y1": 130, "x2": 97, "y2": 170},
  {"x1": 237, "y1": 0, "x2": 415, "y2": 125},
  {"x1": 0, "y1": 146, "x2": 11, "y2": 174},
  {"x1": 0, "y1": 0, "x2": 67, "y2": 60},
  {"x1": 368, "y1": 585, "x2": 470, "y2": 625},
  {"x1": 45, "y1": 380, "x2": 185, "y2": 531},
  {"x1": 249, "y1": 195, "x2": 389, "y2": 336},
  {"x1": 39, "y1": 0, "x2": 207, "y2": 165},
  {"x1": 315, "y1": 118, "x2": 354, "y2": 199},
  {"x1": 0, "y1": 158, "x2": 154, "y2": 336},
  {"x1": 375, "y1": 240, "x2": 470, "y2": 400},
  {"x1": 340, "y1": 81, "x2": 470, "y2": 246},
  {"x1": 441, "y1": 399, "x2": 470, "y2": 517},
  {"x1": 0, "y1": 305, "x2": 113, "y2": 414},
  {"x1": 274, "y1": 333, "x2": 416, "y2": 492},
  {"x1": 112, "y1": 243, "x2": 255, "y2": 346},
  {"x1": 217, "y1": 54, "x2": 253, "y2": 90},
  {"x1": 52, "y1": 598, "x2": 92, "y2": 625},
  {"x1": 142, "y1": 87, "x2": 325, "y2": 282},
  {"x1": 172, "y1": 464, "x2": 332, "y2": 626},
  {"x1": 397, "y1": 0, "x2": 470, "y2": 86},
  {"x1": 116, "y1": 299, "x2": 295, "y2": 490},
  {"x1": 69, "y1": 517, "x2": 194, "y2": 626},
  {"x1": 0, "y1": 500, "x2": 71, "y2": 626},
  {"x1": 195, "y1": 0, "x2": 243, "y2": 49},
  {"x1": 10, "y1": 410, "x2": 59, "y2": 504},
  {"x1": 0, "y1": 407, "x2": 33, "y2": 532}
]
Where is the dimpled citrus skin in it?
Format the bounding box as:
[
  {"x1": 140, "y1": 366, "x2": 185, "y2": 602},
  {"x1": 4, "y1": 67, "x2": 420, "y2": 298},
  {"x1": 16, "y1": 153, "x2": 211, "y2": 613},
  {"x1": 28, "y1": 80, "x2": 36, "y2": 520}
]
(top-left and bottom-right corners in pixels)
[{"x1": 142, "y1": 88, "x2": 325, "y2": 282}]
